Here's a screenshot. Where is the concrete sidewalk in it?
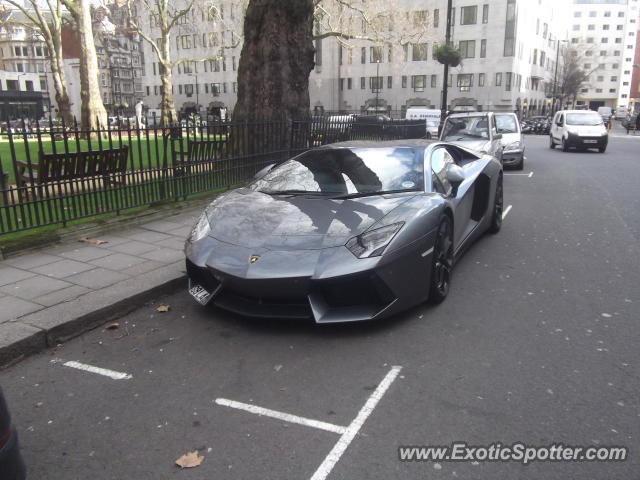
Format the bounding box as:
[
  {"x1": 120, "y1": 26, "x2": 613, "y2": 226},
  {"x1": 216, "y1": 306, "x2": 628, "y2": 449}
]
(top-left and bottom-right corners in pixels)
[{"x1": 0, "y1": 206, "x2": 204, "y2": 367}]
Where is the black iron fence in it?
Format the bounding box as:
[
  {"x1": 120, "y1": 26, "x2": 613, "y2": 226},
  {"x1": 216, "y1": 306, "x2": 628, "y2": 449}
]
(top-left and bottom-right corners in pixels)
[{"x1": 0, "y1": 116, "x2": 426, "y2": 234}]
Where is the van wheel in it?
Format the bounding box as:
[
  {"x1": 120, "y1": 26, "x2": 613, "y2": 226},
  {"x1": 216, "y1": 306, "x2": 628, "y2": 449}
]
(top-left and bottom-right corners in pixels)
[
  {"x1": 549, "y1": 135, "x2": 555, "y2": 149},
  {"x1": 562, "y1": 137, "x2": 570, "y2": 152}
]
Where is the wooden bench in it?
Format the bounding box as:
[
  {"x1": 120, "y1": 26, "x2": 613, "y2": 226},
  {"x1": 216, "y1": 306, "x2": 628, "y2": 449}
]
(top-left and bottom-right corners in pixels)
[{"x1": 16, "y1": 146, "x2": 129, "y2": 193}]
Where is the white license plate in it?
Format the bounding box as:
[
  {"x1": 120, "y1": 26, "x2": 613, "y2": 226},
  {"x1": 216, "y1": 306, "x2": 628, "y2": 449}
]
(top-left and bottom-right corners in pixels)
[
  {"x1": 584, "y1": 140, "x2": 597, "y2": 144},
  {"x1": 189, "y1": 282, "x2": 213, "y2": 306}
]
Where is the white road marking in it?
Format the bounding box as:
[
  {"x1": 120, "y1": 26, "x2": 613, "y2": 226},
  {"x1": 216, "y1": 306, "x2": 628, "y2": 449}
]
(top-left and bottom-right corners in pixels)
[
  {"x1": 421, "y1": 247, "x2": 434, "y2": 257},
  {"x1": 309, "y1": 366, "x2": 402, "y2": 480},
  {"x1": 504, "y1": 172, "x2": 534, "y2": 177},
  {"x1": 215, "y1": 398, "x2": 347, "y2": 435},
  {"x1": 502, "y1": 205, "x2": 513, "y2": 220},
  {"x1": 56, "y1": 360, "x2": 132, "y2": 380}
]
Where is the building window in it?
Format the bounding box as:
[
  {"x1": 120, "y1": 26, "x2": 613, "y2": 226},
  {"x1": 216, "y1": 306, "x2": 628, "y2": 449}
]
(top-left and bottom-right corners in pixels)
[
  {"x1": 402, "y1": 76, "x2": 407, "y2": 88},
  {"x1": 617, "y1": 25, "x2": 624, "y2": 30},
  {"x1": 588, "y1": 24, "x2": 595, "y2": 30},
  {"x1": 586, "y1": 37, "x2": 594, "y2": 44},
  {"x1": 339, "y1": 78, "x2": 344, "y2": 91},
  {"x1": 411, "y1": 75, "x2": 426, "y2": 92},
  {"x1": 457, "y1": 73, "x2": 473, "y2": 92},
  {"x1": 602, "y1": 37, "x2": 608, "y2": 43},
  {"x1": 504, "y1": 0, "x2": 516, "y2": 56},
  {"x1": 459, "y1": 40, "x2": 475, "y2": 58},
  {"x1": 370, "y1": 46, "x2": 383, "y2": 63},
  {"x1": 6, "y1": 80, "x2": 18, "y2": 91},
  {"x1": 347, "y1": 78, "x2": 352, "y2": 89},
  {"x1": 387, "y1": 76, "x2": 392, "y2": 88},
  {"x1": 611, "y1": 76, "x2": 618, "y2": 82},
  {"x1": 479, "y1": 73, "x2": 485, "y2": 87},
  {"x1": 574, "y1": 11, "x2": 581, "y2": 17},
  {"x1": 604, "y1": 11, "x2": 611, "y2": 17},
  {"x1": 609, "y1": 88, "x2": 616, "y2": 93},
  {"x1": 573, "y1": 25, "x2": 580, "y2": 31},
  {"x1": 370, "y1": 76, "x2": 383, "y2": 92},
  {"x1": 461, "y1": 6, "x2": 477, "y2": 25},
  {"x1": 361, "y1": 47, "x2": 366, "y2": 64},
  {"x1": 480, "y1": 39, "x2": 487, "y2": 58},
  {"x1": 482, "y1": 4, "x2": 489, "y2": 24},
  {"x1": 412, "y1": 43, "x2": 428, "y2": 61},
  {"x1": 603, "y1": 25, "x2": 610, "y2": 30},
  {"x1": 495, "y1": 72, "x2": 502, "y2": 86},
  {"x1": 361, "y1": 77, "x2": 366, "y2": 89},
  {"x1": 413, "y1": 10, "x2": 428, "y2": 27},
  {"x1": 434, "y1": 9, "x2": 439, "y2": 28},
  {"x1": 589, "y1": 11, "x2": 596, "y2": 17},
  {"x1": 543, "y1": 23, "x2": 548, "y2": 39},
  {"x1": 618, "y1": 11, "x2": 624, "y2": 18},
  {"x1": 431, "y1": 75, "x2": 437, "y2": 87}
]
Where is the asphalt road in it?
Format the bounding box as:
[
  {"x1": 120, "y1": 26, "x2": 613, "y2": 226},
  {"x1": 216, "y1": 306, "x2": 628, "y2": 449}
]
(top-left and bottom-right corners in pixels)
[{"x1": 2, "y1": 134, "x2": 640, "y2": 480}]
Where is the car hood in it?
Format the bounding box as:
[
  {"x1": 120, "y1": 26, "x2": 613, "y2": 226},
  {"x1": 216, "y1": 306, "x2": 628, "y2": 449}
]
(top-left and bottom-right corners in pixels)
[
  {"x1": 205, "y1": 189, "x2": 416, "y2": 250},
  {"x1": 446, "y1": 138, "x2": 491, "y2": 153},
  {"x1": 499, "y1": 132, "x2": 522, "y2": 146}
]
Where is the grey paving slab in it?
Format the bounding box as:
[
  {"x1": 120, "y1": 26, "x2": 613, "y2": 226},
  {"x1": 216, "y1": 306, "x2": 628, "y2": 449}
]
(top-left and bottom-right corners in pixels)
[
  {"x1": 139, "y1": 247, "x2": 184, "y2": 263},
  {"x1": 59, "y1": 246, "x2": 113, "y2": 262},
  {"x1": 120, "y1": 260, "x2": 166, "y2": 277},
  {"x1": 33, "y1": 285, "x2": 91, "y2": 308},
  {"x1": 164, "y1": 225, "x2": 193, "y2": 237},
  {"x1": 0, "y1": 296, "x2": 44, "y2": 322},
  {"x1": 124, "y1": 230, "x2": 173, "y2": 243},
  {"x1": 108, "y1": 240, "x2": 158, "y2": 256},
  {"x1": 31, "y1": 259, "x2": 96, "y2": 279},
  {"x1": 64, "y1": 268, "x2": 129, "y2": 289},
  {"x1": 0, "y1": 266, "x2": 37, "y2": 287},
  {"x1": 0, "y1": 275, "x2": 74, "y2": 301},
  {"x1": 3, "y1": 253, "x2": 62, "y2": 270},
  {"x1": 156, "y1": 236, "x2": 187, "y2": 250},
  {"x1": 89, "y1": 253, "x2": 147, "y2": 270},
  {"x1": 140, "y1": 220, "x2": 184, "y2": 233}
]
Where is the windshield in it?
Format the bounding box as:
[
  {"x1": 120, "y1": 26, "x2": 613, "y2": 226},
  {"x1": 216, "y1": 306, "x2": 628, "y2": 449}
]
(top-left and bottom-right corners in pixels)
[
  {"x1": 566, "y1": 113, "x2": 603, "y2": 126},
  {"x1": 441, "y1": 116, "x2": 489, "y2": 141},
  {"x1": 495, "y1": 115, "x2": 519, "y2": 133},
  {"x1": 251, "y1": 148, "x2": 424, "y2": 196}
]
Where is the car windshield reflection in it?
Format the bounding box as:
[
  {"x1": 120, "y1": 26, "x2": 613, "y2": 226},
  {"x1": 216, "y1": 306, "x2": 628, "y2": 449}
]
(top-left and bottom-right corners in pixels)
[
  {"x1": 252, "y1": 148, "x2": 424, "y2": 196},
  {"x1": 442, "y1": 116, "x2": 490, "y2": 141}
]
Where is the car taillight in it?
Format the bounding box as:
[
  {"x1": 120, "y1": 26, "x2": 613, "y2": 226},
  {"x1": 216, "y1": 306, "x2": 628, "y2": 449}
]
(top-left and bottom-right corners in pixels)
[{"x1": 0, "y1": 427, "x2": 10, "y2": 449}]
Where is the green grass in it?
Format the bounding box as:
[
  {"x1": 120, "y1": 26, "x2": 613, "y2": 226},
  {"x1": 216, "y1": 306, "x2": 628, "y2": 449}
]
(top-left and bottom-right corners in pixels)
[{"x1": 0, "y1": 133, "x2": 228, "y2": 184}]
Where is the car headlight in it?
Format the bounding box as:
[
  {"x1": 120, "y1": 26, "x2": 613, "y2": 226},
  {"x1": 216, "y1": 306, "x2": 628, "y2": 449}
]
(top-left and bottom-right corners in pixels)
[
  {"x1": 188, "y1": 210, "x2": 212, "y2": 243},
  {"x1": 504, "y1": 141, "x2": 522, "y2": 152},
  {"x1": 346, "y1": 222, "x2": 404, "y2": 258}
]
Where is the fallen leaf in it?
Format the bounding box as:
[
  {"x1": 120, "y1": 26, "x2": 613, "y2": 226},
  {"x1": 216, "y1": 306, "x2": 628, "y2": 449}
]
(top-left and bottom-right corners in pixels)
[
  {"x1": 155, "y1": 305, "x2": 170, "y2": 312},
  {"x1": 106, "y1": 322, "x2": 120, "y2": 330},
  {"x1": 175, "y1": 451, "x2": 204, "y2": 468},
  {"x1": 79, "y1": 237, "x2": 107, "y2": 245}
]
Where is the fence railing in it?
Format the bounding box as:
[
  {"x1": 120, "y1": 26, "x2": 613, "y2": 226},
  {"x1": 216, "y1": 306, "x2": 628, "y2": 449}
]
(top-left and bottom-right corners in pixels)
[{"x1": 0, "y1": 117, "x2": 426, "y2": 234}]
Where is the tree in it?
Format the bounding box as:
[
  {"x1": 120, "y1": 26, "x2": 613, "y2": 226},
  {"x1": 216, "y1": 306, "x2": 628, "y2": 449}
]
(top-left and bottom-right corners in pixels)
[
  {"x1": 2, "y1": 0, "x2": 73, "y2": 123},
  {"x1": 59, "y1": 0, "x2": 108, "y2": 129},
  {"x1": 558, "y1": 44, "x2": 596, "y2": 109},
  {"x1": 233, "y1": 0, "x2": 433, "y2": 124},
  {"x1": 126, "y1": 0, "x2": 241, "y2": 125}
]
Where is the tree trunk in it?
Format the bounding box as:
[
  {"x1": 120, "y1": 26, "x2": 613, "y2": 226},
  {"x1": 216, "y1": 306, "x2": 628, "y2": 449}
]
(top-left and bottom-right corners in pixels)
[
  {"x1": 46, "y1": 35, "x2": 73, "y2": 124},
  {"x1": 159, "y1": 34, "x2": 177, "y2": 125},
  {"x1": 233, "y1": 0, "x2": 315, "y2": 123},
  {"x1": 74, "y1": 0, "x2": 107, "y2": 130}
]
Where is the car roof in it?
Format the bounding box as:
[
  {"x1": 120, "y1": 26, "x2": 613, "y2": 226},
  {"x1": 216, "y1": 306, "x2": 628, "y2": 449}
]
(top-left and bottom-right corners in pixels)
[
  {"x1": 319, "y1": 139, "x2": 438, "y2": 150},
  {"x1": 447, "y1": 111, "x2": 492, "y2": 118},
  {"x1": 557, "y1": 110, "x2": 599, "y2": 114}
]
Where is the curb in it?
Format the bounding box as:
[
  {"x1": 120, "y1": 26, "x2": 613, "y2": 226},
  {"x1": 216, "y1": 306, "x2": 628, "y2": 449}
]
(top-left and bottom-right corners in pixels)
[{"x1": 0, "y1": 272, "x2": 187, "y2": 369}]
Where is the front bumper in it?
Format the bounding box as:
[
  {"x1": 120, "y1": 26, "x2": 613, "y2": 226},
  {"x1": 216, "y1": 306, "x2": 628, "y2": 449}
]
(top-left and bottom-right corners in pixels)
[
  {"x1": 502, "y1": 150, "x2": 524, "y2": 165},
  {"x1": 566, "y1": 133, "x2": 608, "y2": 148},
  {"x1": 185, "y1": 235, "x2": 434, "y2": 323}
]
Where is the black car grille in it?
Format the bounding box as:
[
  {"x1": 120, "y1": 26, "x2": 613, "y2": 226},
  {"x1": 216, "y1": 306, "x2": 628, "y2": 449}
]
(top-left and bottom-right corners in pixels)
[
  {"x1": 316, "y1": 272, "x2": 395, "y2": 310},
  {"x1": 186, "y1": 259, "x2": 221, "y2": 293}
]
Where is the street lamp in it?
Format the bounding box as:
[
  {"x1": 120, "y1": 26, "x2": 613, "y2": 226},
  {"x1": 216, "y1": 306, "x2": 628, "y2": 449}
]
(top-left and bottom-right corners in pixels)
[
  {"x1": 552, "y1": 39, "x2": 568, "y2": 115},
  {"x1": 375, "y1": 59, "x2": 380, "y2": 112}
]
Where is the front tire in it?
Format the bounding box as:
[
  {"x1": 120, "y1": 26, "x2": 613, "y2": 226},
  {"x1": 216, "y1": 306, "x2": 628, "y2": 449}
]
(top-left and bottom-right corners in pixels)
[
  {"x1": 514, "y1": 156, "x2": 524, "y2": 170},
  {"x1": 562, "y1": 137, "x2": 570, "y2": 152},
  {"x1": 549, "y1": 135, "x2": 555, "y2": 149},
  {"x1": 429, "y1": 216, "x2": 453, "y2": 304},
  {"x1": 598, "y1": 145, "x2": 607, "y2": 153},
  {"x1": 488, "y1": 176, "x2": 503, "y2": 234}
]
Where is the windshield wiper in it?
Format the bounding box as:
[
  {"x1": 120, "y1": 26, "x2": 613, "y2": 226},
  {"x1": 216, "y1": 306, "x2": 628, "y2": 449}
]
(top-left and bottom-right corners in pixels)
[
  {"x1": 259, "y1": 189, "x2": 334, "y2": 196},
  {"x1": 335, "y1": 189, "x2": 421, "y2": 200}
]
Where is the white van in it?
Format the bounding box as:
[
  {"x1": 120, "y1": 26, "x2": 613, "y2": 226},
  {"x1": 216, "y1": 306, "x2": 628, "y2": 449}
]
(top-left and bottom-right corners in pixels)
[
  {"x1": 405, "y1": 107, "x2": 441, "y2": 138},
  {"x1": 549, "y1": 110, "x2": 608, "y2": 153}
]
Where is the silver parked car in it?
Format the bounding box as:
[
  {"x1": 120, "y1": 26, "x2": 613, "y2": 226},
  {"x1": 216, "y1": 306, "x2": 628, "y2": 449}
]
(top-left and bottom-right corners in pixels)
[
  {"x1": 439, "y1": 112, "x2": 504, "y2": 164},
  {"x1": 185, "y1": 140, "x2": 503, "y2": 323},
  {"x1": 495, "y1": 113, "x2": 525, "y2": 170}
]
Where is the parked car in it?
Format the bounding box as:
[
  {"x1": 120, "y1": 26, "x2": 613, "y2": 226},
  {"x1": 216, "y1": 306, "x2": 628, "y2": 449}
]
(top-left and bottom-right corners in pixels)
[
  {"x1": 185, "y1": 139, "x2": 503, "y2": 322},
  {"x1": 405, "y1": 107, "x2": 441, "y2": 138},
  {"x1": 495, "y1": 113, "x2": 525, "y2": 170},
  {"x1": 439, "y1": 112, "x2": 504, "y2": 163},
  {"x1": 614, "y1": 106, "x2": 629, "y2": 120},
  {"x1": 549, "y1": 110, "x2": 608, "y2": 153},
  {"x1": 0, "y1": 387, "x2": 26, "y2": 480},
  {"x1": 622, "y1": 114, "x2": 638, "y2": 133},
  {"x1": 597, "y1": 106, "x2": 612, "y2": 125}
]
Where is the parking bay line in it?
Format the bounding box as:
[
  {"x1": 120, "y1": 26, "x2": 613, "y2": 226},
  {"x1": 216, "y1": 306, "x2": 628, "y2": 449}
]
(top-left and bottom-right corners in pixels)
[
  {"x1": 502, "y1": 205, "x2": 513, "y2": 220},
  {"x1": 505, "y1": 171, "x2": 534, "y2": 177},
  {"x1": 52, "y1": 359, "x2": 133, "y2": 380},
  {"x1": 215, "y1": 366, "x2": 402, "y2": 480},
  {"x1": 214, "y1": 398, "x2": 348, "y2": 434}
]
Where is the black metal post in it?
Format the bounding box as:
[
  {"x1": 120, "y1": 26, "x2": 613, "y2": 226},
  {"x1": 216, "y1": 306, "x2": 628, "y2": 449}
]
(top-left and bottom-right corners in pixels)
[
  {"x1": 552, "y1": 38, "x2": 560, "y2": 115},
  {"x1": 440, "y1": 0, "x2": 453, "y2": 132},
  {"x1": 375, "y1": 60, "x2": 380, "y2": 111}
]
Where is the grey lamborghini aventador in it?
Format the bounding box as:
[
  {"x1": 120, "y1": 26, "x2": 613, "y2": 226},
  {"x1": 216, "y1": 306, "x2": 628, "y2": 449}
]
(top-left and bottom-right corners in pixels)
[{"x1": 185, "y1": 139, "x2": 503, "y2": 323}]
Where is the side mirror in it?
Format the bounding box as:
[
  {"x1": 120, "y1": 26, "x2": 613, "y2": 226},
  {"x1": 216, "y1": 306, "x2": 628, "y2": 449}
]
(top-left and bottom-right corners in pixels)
[
  {"x1": 254, "y1": 163, "x2": 276, "y2": 180},
  {"x1": 446, "y1": 164, "x2": 465, "y2": 196},
  {"x1": 494, "y1": 133, "x2": 503, "y2": 140}
]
